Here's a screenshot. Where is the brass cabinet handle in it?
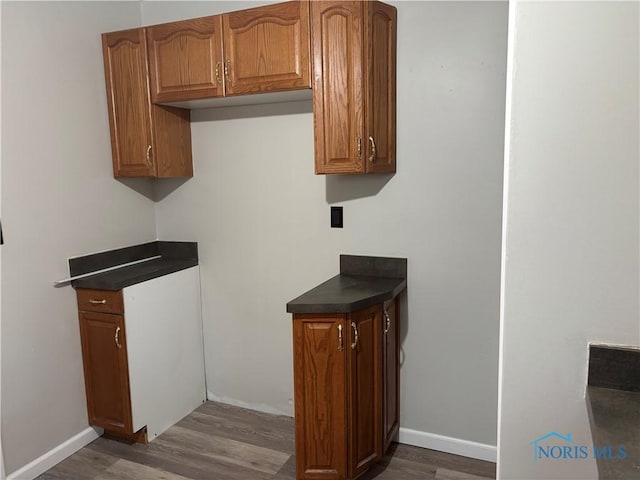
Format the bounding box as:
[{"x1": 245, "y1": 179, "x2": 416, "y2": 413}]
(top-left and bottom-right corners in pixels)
[
  {"x1": 351, "y1": 321, "x2": 359, "y2": 350},
  {"x1": 357, "y1": 136, "x2": 362, "y2": 160},
  {"x1": 384, "y1": 310, "x2": 391, "y2": 335},
  {"x1": 338, "y1": 324, "x2": 344, "y2": 351},
  {"x1": 145, "y1": 145, "x2": 152, "y2": 167},
  {"x1": 215, "y1": 61, "x2": 222, "y2": 86},
  {"x1": 368, "y1": 136, "x2": 377, "y2": 163},
  {"x1": 224, "y1": 61, "x2": 231, "y2": 83},
  {"x1": 89, "y1": 299, "x2": 107, "y2": 305},
  {"x1": 114, "y1": 326, "x2": 122, "y2": 349}
]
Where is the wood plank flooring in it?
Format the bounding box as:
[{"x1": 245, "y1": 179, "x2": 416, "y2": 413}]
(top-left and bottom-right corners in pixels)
[{"x1": 38, "y1": 402, "x2": 496, "y2": 480}]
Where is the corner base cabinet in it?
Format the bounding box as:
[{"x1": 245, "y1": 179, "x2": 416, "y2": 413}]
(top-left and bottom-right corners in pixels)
[
  {"x1": 77, "y1": 266, "x2": 206, "y2": 442},
  {"x1": 292, "y1": 297, "x2": 400, "y2": 480}
]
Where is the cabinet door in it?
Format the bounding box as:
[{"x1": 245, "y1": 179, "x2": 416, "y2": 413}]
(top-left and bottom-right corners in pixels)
[
  {"x1": 102, "y1": 29, "x2": 155, "y2": 177},
  {"x1": 364, "y1": 1, "x2": 396, "y2": 173},
  {"x1": 223, "y1": 1, "x2": 311, "y2": 96},
  {"x1": 78, "y1": 311, "x2": 133, "y2": 435},
  {"x1": 147, "y1": 16, "x2": 224, "y2": 103},
  {"x1": 150, "y1": 104, "x2": 193, "y2": 177},
  {"x1": 382, "y1": 298, "x2": 400, "y2": 452},
  {"x1": 347, "y1": 305, "x2": 382, "y2": 478},
  {"x1": 311, "y1": 1, "x2": 364, "y2": 174},
  {"x1": 293, "y1": 314, "x2": 347, "y2": 480}
]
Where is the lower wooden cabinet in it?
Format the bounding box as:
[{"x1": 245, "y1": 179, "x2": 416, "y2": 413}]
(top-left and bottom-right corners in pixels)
[
  {"x1": 347, "y1": 305, "x2": 383, "y2": 479},
  {"x1": 293, "y1": 314, "x2": 348, "y2": 478},
  {"x1": 78, "y1": 309, "x2": 135, "y2": 437},
  {"x1": 76, "y1": 267, "x2": 206, "y2": 443},
  {"x1": 292, "y1": 299, "x2": 400, "y2": 480},
  {"x1": 382, "y1": 297, "x2": 400, "y2": 453}
]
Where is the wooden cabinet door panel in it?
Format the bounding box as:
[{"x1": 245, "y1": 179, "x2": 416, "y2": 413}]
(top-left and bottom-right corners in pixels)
[
  {"x1": 223, "y1": 1, "x2": 311, "y2": 96},
  {"x1": 312, "y1": 1, "x2": 364, "y2": 174},
  {"x1": 102, "y1": 29, "x2": 155, "y2": 177},
  {"x1": 348, "y1": 305, "x2": 382, "y2": 478},
  {"x1": 150, "y1": 105, "x2": 193, "y2": 177},
  {"x1": 365, "y1": 1, "x2": 396, "y2": 174},
  {"x1": 382, "y1": 298, "x2": 399, "y2": 452},
  {"x1": 147, "y1": 16, "x2": 224, "y2": 103},
  {"x1": 293, "y1": 315, "x2": 347, "y2": 480},
  {"x1": 79, "y1": 311, "x2": 133, "y2": 434}
]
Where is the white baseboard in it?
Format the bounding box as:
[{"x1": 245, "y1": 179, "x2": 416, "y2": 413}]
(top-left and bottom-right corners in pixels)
[
  {"x1": 6, "y1": 427, "x2": 102, "y2": 480},
  {"x1": 3, "y1": 408, "x2": 494, "y2": 480},
  {"x1": 204, "y1": 395, "x2": 496, "y2": 463},
  {"x1": 205, "y1": 395, "x2": 496, "y2": 463},
  {"x1": 399, "y1": 427, "x2": 497, "y2": 463}
]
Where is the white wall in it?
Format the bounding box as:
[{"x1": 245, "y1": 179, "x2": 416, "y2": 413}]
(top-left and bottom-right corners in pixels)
[
  {"x1": 0, "y1": 2, "x2": 4, "y2": 476},
  {"x1": 498, "y1": 2, "x2": 639, "y2": 479},
  {"x1": 1, "y1": 2, "x2": 156, "y2": 475},
  {"x1": 0, "y1": 1, "x2": 508, "y2": 474},
  {"x1": 151, "y1": 0, "x2": 508, "y2": 450}
]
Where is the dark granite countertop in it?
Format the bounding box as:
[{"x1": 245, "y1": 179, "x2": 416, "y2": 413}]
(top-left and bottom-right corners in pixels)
[
  {"x1": 69, "y1": 241, "x2": 198, "y2": 291},
  {"x1": 71, "y1": 258, "x2": 198, "y2": 290},
  {"x1": 287, "y1": 255, "x2": 407, "y2": 314},
  {"x1": 587, "y1": 345, "x2": 640, "y2": 479},
  {"x1": 587, "y1": 386, "x2": 640, "y2": 479}
]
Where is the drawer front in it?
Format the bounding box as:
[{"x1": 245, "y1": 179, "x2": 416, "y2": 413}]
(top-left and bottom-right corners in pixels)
[{"x1": 77, "y1": 289, "x2": 124, "y2": 314}]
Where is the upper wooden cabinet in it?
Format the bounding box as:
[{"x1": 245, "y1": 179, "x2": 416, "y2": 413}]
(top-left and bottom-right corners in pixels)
[
  {"x1": 147, "y1": 1, "x2": 311, "y2": 103},
  {"x1": 103, "y1": 0, "x2": 396, "y2": 177},
  {"x1": 311, "y1": 1, "x2": 397, "y2": 174},
  {"x1": 147, "y1": 16, "x2": 224, "y2": 103},
  {"x1": 223, "y1": 1, "x2": 310, "y2": 95},
  {"x1": 102, "y1": 29, "x2": 193, "y2": 178}
]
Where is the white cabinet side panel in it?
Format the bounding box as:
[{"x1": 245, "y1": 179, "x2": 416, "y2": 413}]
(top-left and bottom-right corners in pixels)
[{"x1": 123, "y1": 266, "x2": 206, "y2": 439}]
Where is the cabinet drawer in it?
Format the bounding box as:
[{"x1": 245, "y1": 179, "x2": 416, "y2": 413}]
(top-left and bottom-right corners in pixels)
[{"x1": 77, "y1": 289, "x2": 124, "y2": 314}]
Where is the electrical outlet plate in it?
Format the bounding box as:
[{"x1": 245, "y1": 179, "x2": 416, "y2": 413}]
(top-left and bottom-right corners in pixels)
[{"x1": 331, "y1": 206, "x2": 343, "y2": 228}]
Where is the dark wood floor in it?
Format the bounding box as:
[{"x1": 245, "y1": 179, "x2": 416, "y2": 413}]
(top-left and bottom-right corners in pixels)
[{"x1": 38, "y1": 402, "x2": 496, "y2": 480}]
